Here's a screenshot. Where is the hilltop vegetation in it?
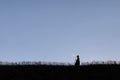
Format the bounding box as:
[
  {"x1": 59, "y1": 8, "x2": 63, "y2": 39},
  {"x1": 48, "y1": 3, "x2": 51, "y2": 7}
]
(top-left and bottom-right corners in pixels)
[
  {"x1": 0, "y1": 61, "x2": 120, "y2": 80},
  {"x1": 0, "y1": 60, "x2": 119, "y2": 66}
]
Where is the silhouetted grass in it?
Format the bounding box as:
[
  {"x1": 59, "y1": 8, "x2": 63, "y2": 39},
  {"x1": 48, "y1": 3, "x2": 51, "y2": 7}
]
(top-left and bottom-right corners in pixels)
[{"x1": 0, "y1": 64, "x2": 120, "y2": 80}]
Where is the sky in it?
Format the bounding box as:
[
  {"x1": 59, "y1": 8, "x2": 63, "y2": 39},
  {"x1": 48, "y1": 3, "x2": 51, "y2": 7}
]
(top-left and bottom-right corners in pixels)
[{"x1": 0, "y1": 0, "x2": 120, "y2": 63}]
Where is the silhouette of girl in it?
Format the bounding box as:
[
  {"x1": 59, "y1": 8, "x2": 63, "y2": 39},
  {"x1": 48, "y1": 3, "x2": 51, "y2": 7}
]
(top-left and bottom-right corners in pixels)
[{"x1": 75, "y1": 55, "x2": 80, "y2": 66}]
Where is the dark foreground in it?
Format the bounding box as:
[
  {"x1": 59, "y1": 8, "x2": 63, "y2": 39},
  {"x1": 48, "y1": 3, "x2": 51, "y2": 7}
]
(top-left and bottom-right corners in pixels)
[{"x1": 0, "y1": 64, "x2": 120, "y2": 80}]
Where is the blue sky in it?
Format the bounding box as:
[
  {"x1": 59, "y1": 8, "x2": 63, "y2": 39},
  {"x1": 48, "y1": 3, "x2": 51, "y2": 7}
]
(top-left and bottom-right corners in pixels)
[{"x1": 0, "y1": 0, "x2": 120, "y2": 63}]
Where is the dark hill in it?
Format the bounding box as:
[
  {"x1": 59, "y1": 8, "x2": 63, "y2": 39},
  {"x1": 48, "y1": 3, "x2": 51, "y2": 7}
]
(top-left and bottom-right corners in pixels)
[{"x1": 0, "y1": 64, "x2": 120, "y2": 80}]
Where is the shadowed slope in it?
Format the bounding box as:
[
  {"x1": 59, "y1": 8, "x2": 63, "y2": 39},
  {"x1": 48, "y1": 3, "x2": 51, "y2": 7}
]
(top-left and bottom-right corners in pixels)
[{"x1": 0, "y1": 64, "x2": 120, "y2": 80}]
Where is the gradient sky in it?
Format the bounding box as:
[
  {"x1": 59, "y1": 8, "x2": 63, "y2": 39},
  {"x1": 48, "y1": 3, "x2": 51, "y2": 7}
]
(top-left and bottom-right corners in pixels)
[{"x1": 0, "y1": 0, "x2": 120, "y2": 63}]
